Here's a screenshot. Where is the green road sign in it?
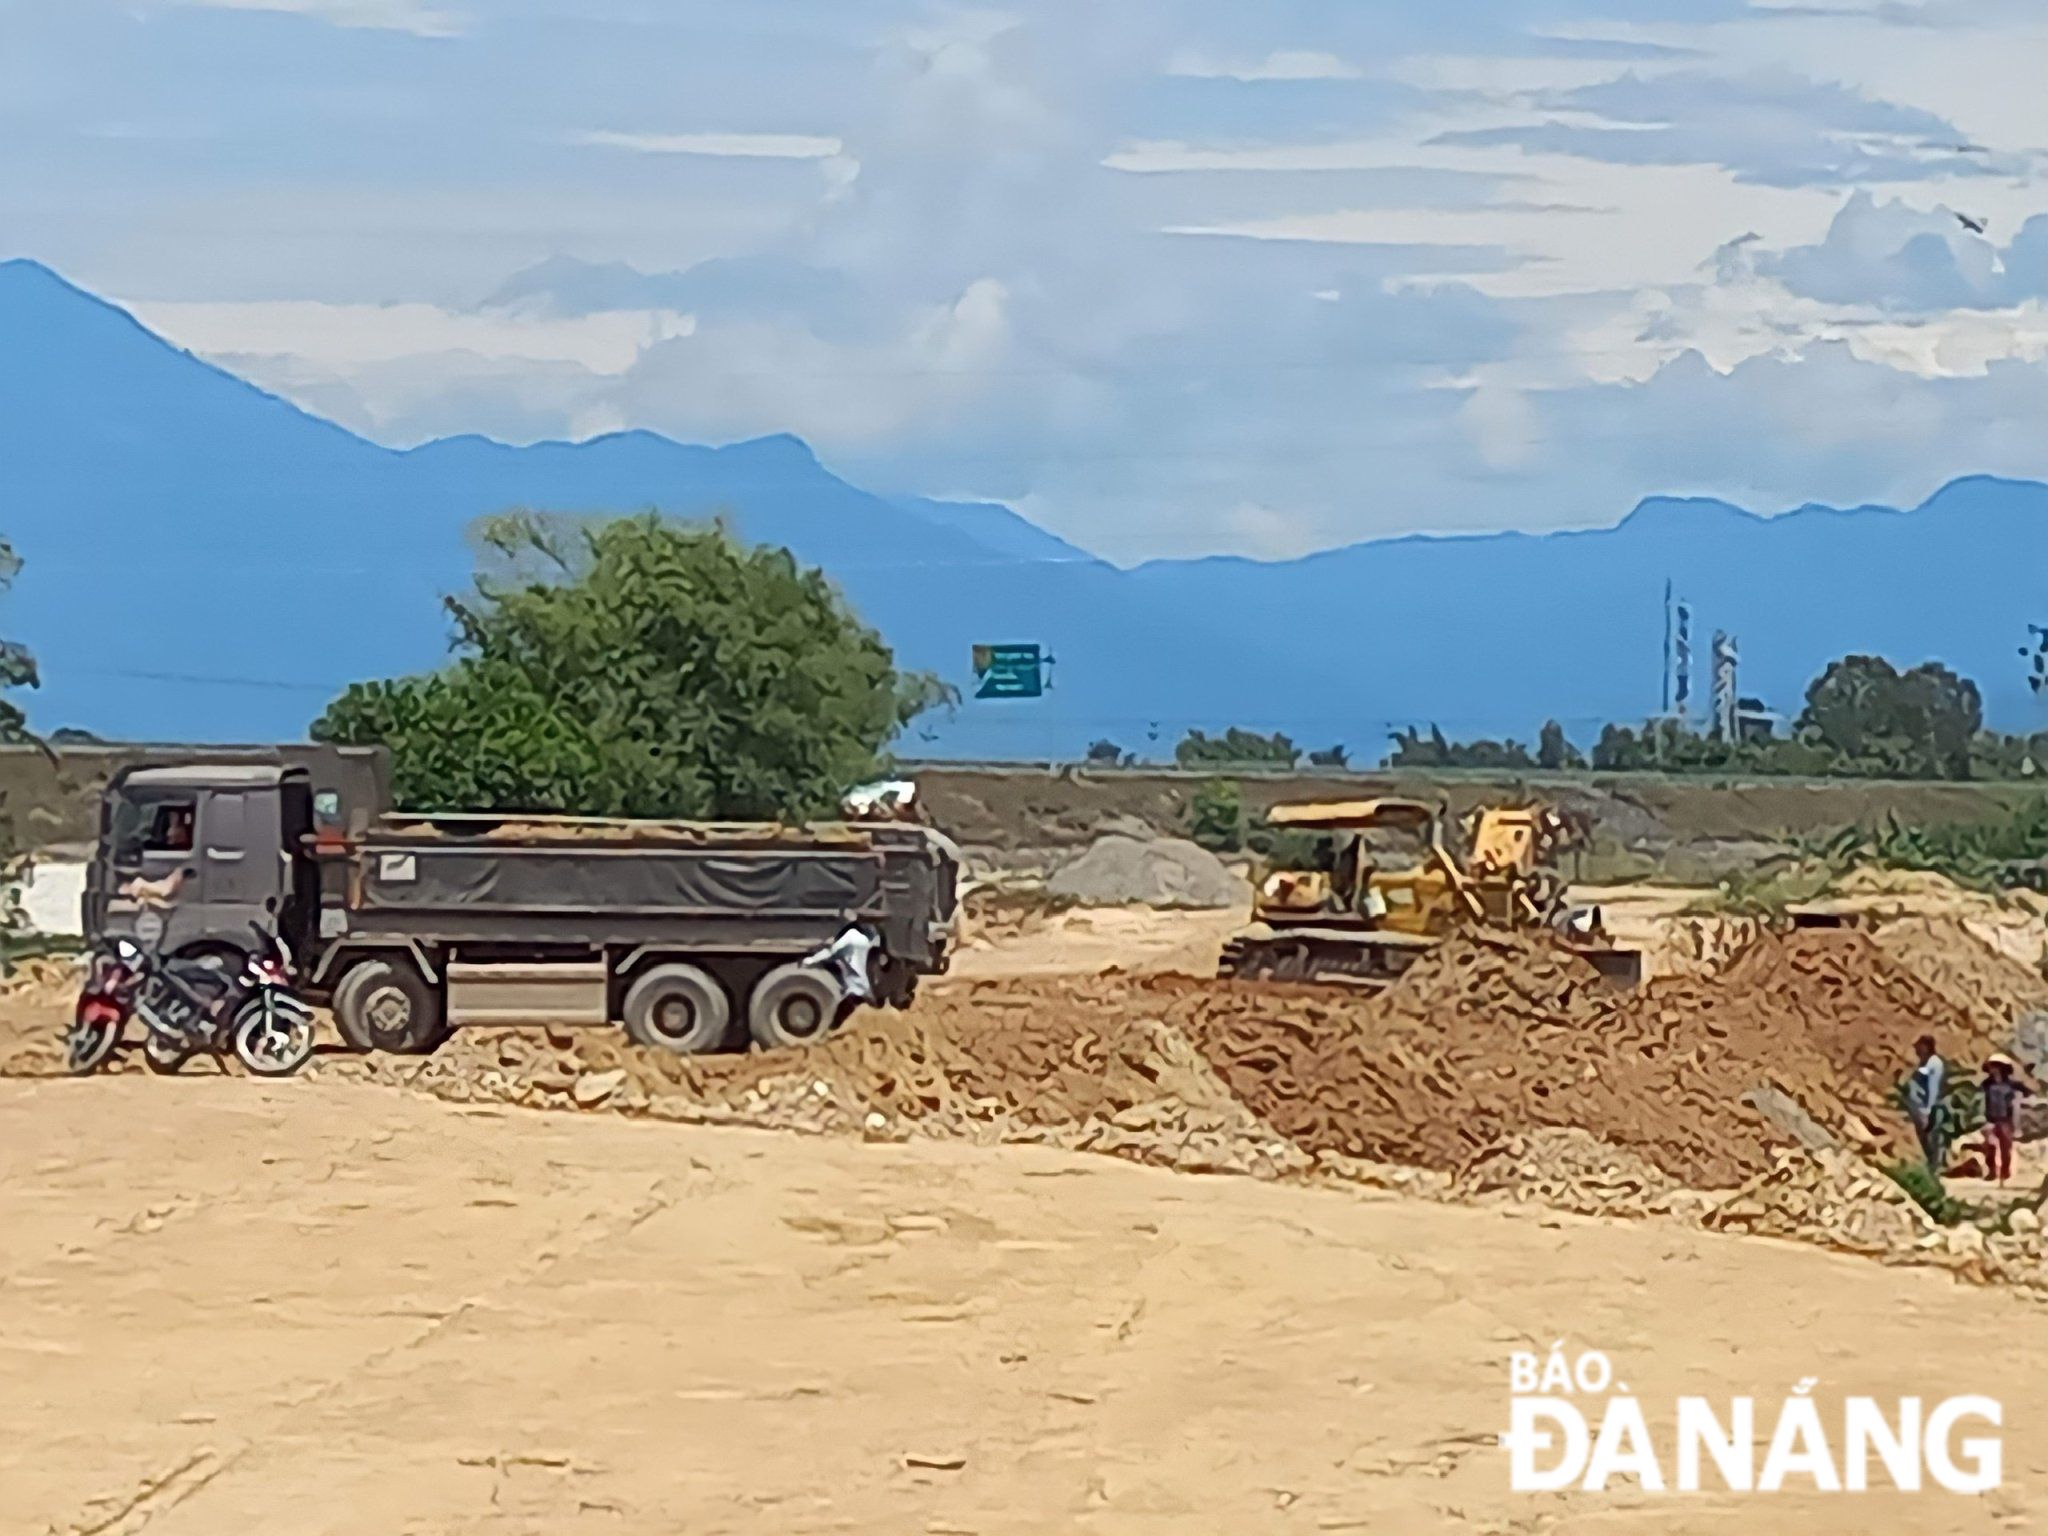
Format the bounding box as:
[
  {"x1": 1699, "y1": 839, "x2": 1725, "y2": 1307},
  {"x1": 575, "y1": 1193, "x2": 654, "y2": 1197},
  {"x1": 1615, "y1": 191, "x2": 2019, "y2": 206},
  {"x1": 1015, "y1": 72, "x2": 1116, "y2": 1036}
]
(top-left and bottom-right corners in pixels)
[{"x1": 973, "y1": 642, "x2": 1046, "y2": 699}]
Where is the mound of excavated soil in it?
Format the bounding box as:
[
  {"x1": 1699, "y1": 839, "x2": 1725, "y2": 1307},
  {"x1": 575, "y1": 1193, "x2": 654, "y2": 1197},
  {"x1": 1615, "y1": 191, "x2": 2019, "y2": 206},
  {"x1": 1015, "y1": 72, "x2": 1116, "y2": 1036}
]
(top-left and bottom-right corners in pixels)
[
  {"x1": 305, "y1": 926, "x2": 2003, "y2": 1197},
  {"x1": 1703, "y1": 1149, "x2": 1936, "y2": 1258},
  {"x1": 25, "y1": 905, "x2": 2034, "y2": 1245},
  {"x1": 315, "y1": 985, "x2": 1310, "y2": 1182},
  {"x1": 0, "y1": 957, "x2": 87, "y2": 1076},
  {"x1": 1044, "y1": 834, "x2": 1245, "y2": 910},
  {"x1": 1166, "y1": 929, "x2": 1998, "y2": 1189},
  {"x1": 1870, "y1": 916, "x2": 2048, "y2": 1042},
  {"x1": 1454, "y1": 1128, "x2": 1686, "y2": 1218}
]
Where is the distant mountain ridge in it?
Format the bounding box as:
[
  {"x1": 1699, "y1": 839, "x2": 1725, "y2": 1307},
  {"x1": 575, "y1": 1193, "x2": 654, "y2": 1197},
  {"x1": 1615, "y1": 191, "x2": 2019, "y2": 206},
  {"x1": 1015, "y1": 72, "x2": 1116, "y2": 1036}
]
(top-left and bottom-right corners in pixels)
[{"x1": 2, "y1": 256, "x2": 2044, "y2": 755}]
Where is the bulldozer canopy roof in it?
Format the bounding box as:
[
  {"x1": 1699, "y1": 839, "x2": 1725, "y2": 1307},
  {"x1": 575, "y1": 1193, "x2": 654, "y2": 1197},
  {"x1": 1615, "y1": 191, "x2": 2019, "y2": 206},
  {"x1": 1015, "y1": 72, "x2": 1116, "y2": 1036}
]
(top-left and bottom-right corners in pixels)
[{"x1": 1263, "y1": 798, "x2": 1436, "y2": 831}]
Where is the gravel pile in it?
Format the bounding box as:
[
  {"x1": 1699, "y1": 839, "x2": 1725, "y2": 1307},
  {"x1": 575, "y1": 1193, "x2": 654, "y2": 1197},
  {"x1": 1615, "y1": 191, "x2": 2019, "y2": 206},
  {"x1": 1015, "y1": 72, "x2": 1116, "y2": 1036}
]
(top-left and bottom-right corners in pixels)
[{"x1": 1044, "y1": 834, "x2": 1246, "y2": 910}]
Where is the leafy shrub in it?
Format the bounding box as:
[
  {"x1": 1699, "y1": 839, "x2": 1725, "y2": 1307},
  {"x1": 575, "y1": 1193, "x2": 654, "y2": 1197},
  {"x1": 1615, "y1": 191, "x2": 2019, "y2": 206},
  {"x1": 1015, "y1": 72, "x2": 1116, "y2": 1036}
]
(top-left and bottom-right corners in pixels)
[
  {"x1": 1884, "y1": 1160, "x2": 1966, "y2": 1225},
  {"x1": 1189, "y1": 778, "x2": 1245, "y2": 853}
]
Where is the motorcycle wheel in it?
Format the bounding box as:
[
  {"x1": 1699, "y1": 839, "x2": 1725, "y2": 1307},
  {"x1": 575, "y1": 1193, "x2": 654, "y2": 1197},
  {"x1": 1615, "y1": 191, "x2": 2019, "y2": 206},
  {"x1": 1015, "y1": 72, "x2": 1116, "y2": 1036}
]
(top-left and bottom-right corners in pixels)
[
  {"x1": 232, "y1": 995, "x2": 314, "y2": 1077},
  {"x1": 143, "y1": 1032, "x2": 193, "y2": 1075},
  {"x1": 65, "y1": 1019, "x2": 121, "y2": 1076}
]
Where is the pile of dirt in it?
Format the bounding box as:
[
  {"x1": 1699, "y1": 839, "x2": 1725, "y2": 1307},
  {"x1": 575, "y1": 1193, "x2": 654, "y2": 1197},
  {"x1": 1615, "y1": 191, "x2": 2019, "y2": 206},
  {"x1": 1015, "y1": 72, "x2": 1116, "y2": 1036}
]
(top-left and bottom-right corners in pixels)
[
  {"x1": 1869, "y1": 916, "x2": 2048, "y2": 1042},
  {"x1": 16, "y1": 919, "x2": 2003, "y2": 1209},
  {"x1": 1164, "y1": 928, "x2": 1997, "y2": 1189},
  {"x1": 1656, "y1": 914, "x2": 1769, "y2": 979},
  {"x1": 1702, "y1": 1149, "x2": 1936, "y2": 1257},
  {"x1": 1379, "y1": 929, "x2": 1603, "y2": 1020},
  {"x1": 1044, "y1": 834, "x2": 1245, "y2": 910},
  {"x1": 1453, "y1": 1128, "x2": 1690, "y2": 1218},
  {"x1": 315, "y1": 984, "x2": 1309, "y2": 1182},
  {"x1": 0, "y1": 956, "x2": 84, "y2": 1075}
]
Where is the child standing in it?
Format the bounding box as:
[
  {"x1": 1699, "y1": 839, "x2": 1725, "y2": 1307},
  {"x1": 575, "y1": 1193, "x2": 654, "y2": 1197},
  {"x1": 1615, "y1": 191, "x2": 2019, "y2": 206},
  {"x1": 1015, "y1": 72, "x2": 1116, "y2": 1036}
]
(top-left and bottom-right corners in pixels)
[{"x1": 1981, "y1": 1054, "x2": 2027, "y2": 1185}]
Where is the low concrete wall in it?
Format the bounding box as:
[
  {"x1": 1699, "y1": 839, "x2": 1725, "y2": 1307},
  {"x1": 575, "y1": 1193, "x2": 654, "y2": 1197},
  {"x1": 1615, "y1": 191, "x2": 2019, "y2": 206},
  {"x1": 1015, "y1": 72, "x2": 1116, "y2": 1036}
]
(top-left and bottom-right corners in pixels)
[{"x1": 20, "y1": 857, "x2": 84, "y2": 937}]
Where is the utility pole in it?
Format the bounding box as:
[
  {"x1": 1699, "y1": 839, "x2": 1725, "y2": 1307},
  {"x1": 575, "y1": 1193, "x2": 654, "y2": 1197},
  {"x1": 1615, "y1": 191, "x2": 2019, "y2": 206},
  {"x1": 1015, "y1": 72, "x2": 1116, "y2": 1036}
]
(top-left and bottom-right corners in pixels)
[
  {"x1": 1712, "y1": 631, "x2": 1739, "y2": 742},
  {"x1": 1662, "y1": 579, "x2": 1673, "y2": 716}
]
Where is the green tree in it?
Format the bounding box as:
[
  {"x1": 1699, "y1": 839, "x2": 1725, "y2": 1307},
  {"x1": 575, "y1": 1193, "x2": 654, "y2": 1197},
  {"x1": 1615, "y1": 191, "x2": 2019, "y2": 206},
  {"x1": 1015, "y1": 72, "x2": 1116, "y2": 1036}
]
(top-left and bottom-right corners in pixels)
[
  {"x1": 1085, "y1": 738, "x2": 1129, "y2": 766},
  {"x1": 1590, "y1": 722, "x2": 1644, "y2": 771},
  {"x1": 1799, "y1": 655, "x2": 1982, "y2": 779},
  {"x1": 1387, "y1": 724, "x2": 1533, "y2": 770},
  {"x1": 314, "y1": 514, "x2": 952, "y2": 819},
  {"x1": 1188, "y1": 778, "x2": 1245, "y2": 852},
  {"x1": 0, "y1": 541, "x2": 40, "y2": 948},
  {"x1": 1307, "y1": 744, "x2": 1350, "y2": 769},
  {"x1": 1386, "y1": 724, "x2": 1452, "y2": 767},
  {"x1": 1537, "y1": 719, "x2": 1582, "y2": 770},
  {"x1": 0, "y1": 539, "x2": 37, "y2": 747},
  {"x1": 1176, "y1": 727, "x2": 1299, "y2": 769}
]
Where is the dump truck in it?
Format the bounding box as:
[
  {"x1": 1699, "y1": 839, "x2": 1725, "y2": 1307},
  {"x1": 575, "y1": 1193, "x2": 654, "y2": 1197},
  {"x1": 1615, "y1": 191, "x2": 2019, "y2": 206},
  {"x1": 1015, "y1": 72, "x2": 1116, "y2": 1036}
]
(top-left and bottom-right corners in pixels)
[
  {"x1": 83, "y1": 761, "x2": 960, "y2": 1055},
  {"x1": 1217, "y1": 797, "x2": 1642, "y2": 990}
]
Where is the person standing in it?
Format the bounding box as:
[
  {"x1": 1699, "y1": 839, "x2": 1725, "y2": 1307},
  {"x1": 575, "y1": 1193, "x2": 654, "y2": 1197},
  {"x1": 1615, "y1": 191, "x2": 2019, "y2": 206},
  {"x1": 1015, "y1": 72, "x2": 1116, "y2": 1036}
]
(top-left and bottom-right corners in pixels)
[
  {"x1": 1981, "y1": 1054, "x2": 2027, "y2": 1185},
  {"x1": 803, "y1": 921, "x2": 878, "y2": 1005},
  {"x1": 1906, "y1": 1035, "x2": 1949, "y2": 1175}
]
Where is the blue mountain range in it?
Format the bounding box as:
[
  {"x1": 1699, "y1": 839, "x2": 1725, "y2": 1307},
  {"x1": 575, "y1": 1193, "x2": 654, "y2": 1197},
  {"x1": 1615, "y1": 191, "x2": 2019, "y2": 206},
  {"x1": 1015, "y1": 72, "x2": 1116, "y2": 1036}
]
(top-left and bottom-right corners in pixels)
[{"x1": 2, "y1": 256, "x2": 2043, "y2": 758}]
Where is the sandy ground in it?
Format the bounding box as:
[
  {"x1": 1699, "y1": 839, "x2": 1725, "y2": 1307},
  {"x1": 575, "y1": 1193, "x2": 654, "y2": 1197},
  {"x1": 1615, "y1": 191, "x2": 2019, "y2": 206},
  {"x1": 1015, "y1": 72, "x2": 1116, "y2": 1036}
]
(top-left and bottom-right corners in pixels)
[
  {"x1": 950, "y1": 903, "x2": 1247, "y2": 981},
  {"x1": 12, "y1": 889, "x2": 2048, "y2": 1532},
  {"x1": 5, "y1": 1075, "x2": 2047, "y2": 1536}
]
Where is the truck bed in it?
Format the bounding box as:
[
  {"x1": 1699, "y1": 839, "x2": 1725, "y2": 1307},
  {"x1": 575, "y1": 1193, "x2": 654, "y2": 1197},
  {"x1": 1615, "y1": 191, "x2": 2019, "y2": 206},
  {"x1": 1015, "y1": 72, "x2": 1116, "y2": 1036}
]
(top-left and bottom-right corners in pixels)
[{"x1": 319, "y1": 817, "x2": 957, "y2": 965}]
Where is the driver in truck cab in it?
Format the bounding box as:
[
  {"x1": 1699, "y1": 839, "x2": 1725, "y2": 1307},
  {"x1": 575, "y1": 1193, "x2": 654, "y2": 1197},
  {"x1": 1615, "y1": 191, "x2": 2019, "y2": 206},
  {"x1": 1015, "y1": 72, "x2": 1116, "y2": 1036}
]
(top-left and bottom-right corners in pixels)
[{"x1": 117, "y1": 804, "x2": 197, "y2": 906}]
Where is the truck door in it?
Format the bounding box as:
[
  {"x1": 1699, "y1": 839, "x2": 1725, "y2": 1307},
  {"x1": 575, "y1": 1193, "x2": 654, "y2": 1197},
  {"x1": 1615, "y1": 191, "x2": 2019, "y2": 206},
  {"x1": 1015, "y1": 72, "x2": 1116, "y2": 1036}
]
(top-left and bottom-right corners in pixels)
[{"x1": 199, "y1": 789, "x2": 285, "y2": 919}]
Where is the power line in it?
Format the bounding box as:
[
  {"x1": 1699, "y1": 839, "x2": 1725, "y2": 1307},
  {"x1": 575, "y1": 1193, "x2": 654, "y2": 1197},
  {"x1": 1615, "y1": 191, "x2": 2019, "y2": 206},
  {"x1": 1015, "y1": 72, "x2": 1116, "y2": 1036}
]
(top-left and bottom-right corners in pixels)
[{"x1": 71, "y1": 667, "x2": 345, "y2": 694}]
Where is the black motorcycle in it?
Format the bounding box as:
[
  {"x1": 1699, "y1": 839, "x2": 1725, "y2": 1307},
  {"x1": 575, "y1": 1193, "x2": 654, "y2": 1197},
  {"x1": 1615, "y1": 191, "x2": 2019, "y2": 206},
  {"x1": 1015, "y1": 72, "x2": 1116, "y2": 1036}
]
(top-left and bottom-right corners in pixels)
[{"x1": 69, "y1": 922, "x2": 316, "y2": 1077}]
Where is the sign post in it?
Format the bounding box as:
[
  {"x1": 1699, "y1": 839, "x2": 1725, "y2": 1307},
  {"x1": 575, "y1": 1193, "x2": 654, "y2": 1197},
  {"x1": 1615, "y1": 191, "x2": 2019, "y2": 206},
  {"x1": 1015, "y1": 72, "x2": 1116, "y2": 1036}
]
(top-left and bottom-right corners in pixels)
[{"x1": 973, "y1": 643, "x2": 1050, "y2": 700}]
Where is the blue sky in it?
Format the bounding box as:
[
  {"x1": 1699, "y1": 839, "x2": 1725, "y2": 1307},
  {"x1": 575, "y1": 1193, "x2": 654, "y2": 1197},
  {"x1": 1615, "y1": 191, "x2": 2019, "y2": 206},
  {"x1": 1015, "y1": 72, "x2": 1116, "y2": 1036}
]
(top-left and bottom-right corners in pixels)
[{"x1": 6, "y1": 0, "x2": 2048, "y2": 561}]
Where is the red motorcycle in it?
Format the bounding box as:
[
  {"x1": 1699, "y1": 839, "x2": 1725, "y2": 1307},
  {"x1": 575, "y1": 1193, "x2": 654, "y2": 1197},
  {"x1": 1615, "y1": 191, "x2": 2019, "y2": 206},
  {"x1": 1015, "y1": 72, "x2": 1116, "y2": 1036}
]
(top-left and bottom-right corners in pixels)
[{"x1": 67, "y1": 942, "x2": 139, "y2": 1074}]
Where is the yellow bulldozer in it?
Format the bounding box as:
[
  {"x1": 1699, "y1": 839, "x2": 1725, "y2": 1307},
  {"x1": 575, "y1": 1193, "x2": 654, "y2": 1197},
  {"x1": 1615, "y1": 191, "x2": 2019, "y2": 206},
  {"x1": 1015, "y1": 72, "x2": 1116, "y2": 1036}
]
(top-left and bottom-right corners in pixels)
[{"x1": 1217, "y1": 797, "x2": 1643, "y2": 991}]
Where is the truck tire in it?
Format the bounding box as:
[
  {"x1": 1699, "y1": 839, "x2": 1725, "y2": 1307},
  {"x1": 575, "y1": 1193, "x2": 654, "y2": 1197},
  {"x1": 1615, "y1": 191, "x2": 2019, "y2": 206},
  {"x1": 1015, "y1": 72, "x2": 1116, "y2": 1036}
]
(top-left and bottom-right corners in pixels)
[
  {"x1": 747, "y1": 964, "x2": 845, "y2": 1052},
  {"x1": 621, "y1": 963, "x2": 731, "y2": 1054},
  {"x1": 333, "y1": 956, "x2": 444, "y2": 1055}
]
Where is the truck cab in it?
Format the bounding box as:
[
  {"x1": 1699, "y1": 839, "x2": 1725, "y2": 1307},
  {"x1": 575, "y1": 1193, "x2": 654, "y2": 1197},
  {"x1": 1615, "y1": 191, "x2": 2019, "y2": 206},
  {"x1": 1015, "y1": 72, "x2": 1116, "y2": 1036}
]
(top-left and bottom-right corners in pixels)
[{"x1": 84, "y1": 764, "x2": 318, "y2": 961}]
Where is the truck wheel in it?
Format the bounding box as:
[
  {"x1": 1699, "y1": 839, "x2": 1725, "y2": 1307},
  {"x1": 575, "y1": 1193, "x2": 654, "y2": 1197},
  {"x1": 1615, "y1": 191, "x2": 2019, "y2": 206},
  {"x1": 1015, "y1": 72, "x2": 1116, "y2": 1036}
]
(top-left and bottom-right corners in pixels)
[
  {"x1": 747, "y1": 964, "x2": 845, "y2": 1051},
  {"x1": 621, "y1": 964, "x2": 731, "y2": 1054},
  {"x1": 334, "y1": 957, "x2": 444, "y2": 1055}
]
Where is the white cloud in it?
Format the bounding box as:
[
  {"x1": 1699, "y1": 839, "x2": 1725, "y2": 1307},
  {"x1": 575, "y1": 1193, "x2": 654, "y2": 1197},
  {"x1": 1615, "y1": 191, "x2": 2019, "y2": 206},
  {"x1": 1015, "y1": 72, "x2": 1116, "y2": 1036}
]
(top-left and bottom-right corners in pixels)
[
  {"x1": 1459, "y1": 385, "x2": 1541, "y2": 471},
  {"x1": 129, "y1": 300, "x2": 692, "y2": 374},
  {"x1": 1164, "y1": 49, "x2": 1362, "y2": 82},
  {"x1": 62, "y1": 0, "x2": 2048, "y2": 565},
  {"x1": 570, "y1": 130, "x2": 845, "y2": 160},
  {"x1": 168, "y1": 0, "x2": 463, "y2": 37},
  {"x1": 1107, "y1": 139, "x2": 1421, "y2": 174}
]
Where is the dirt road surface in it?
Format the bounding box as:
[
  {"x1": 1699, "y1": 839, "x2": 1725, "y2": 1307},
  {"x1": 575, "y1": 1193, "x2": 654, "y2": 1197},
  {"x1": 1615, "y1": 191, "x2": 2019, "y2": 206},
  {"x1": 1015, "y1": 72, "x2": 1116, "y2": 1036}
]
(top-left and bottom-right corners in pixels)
[
  {"x1": 7, "y1": 1074, "x2": 2045, "y2": 1536},
  {"x1": 950, "y1": 903, "x2": 1247, "y2": 981}
]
